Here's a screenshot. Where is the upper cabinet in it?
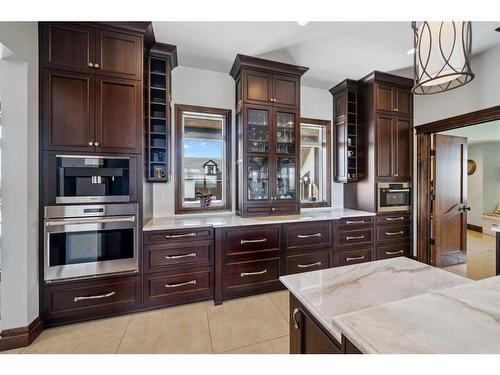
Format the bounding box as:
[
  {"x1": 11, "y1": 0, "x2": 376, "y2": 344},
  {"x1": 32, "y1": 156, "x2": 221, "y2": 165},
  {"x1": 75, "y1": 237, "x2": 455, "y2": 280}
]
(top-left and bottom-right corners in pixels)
[
  {"x1": 230, "y1": 54, "x2": 308, "y2": 217},
  {"x1": 41, "y1": 23, "x2": 143, "y2": 81},
  {"x1": 375, "y1": 83, "x2": 413, "y2": 116}
]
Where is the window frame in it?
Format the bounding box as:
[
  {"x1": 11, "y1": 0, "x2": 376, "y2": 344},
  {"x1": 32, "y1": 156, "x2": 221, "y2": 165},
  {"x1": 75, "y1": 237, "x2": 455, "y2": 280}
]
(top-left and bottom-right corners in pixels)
[
  {"x1": 299, "y1": 117, "x2": 332, "y2": 209},
  {"x1": 175, "y1": 104, "x2": 232, "y2": 214}
]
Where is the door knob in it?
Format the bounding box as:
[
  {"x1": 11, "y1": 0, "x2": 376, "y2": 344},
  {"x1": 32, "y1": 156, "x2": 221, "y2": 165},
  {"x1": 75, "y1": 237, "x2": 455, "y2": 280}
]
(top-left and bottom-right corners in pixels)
[{"x1": 463, "y1": 205, "x2": 471, "y2": 211}]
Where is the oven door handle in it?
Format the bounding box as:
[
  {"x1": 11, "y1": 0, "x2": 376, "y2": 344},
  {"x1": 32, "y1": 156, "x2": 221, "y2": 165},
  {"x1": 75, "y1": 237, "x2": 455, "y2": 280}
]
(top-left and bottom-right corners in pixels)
[
  {"x1": 384, "y1": 189, "x2": 410, "y2": 193},
  {"x1": 46, "y1": 216, "x2": 136, "y2": 227}
]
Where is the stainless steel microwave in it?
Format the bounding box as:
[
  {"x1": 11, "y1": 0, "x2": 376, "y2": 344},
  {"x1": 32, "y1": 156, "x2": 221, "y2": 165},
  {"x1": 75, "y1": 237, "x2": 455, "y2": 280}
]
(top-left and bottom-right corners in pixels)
[{"x1": 377, "y1": 182, "x2": 411, "y2": 212}]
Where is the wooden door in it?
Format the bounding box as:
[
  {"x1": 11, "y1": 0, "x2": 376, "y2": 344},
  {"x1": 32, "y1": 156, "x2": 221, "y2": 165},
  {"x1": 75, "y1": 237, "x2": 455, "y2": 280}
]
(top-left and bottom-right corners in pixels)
[
  {"x1": 95, "y1": 29, "x2": 143, "y2": 80},
  {"x1": 376, "y1": 115, "x2": 394, "y2": 179},
  {"x1": 432, "y1": 134, "x2": 468, "y2": 267},
  {"x1": 395, "y1": 88, "x2": 412, "y2": 116},
  {"x1": 273, "y1": 75, "x2": 299, "y2": 108},
  {"x1": 393, "y1": 117, "x2": 412, "y2": 180},
  {"x1": 243, "y1": 70, "x2": 273, "y2": 105},
  {"x1": 375, "y1": 84, "x2": 395, "y2": 113},
  {"x1": 94, "y1": 77, "x2": 142, "y2": 153},
  {"x1": 41, "y1": 23, "x2": 96, "y2": 73},
  {"x1": 42, "y1": 70, "x2": 95, "y2": 152}
]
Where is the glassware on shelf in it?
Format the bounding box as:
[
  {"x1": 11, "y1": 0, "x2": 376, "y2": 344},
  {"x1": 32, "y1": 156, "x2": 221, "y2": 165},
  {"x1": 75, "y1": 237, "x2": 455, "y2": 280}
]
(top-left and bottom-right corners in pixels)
[
  {"x1": 276, "y1": 158, "x2": 295, "y2": 199},
  {"x1": 248, "y1": 109, "x2": 269, "y2": 153},
  {"x1": 276, "y1": 112, "x2": 295, "y2": 154},
  {"x1": 247, "y1": 157, "x2": 269, "y2": 200}
]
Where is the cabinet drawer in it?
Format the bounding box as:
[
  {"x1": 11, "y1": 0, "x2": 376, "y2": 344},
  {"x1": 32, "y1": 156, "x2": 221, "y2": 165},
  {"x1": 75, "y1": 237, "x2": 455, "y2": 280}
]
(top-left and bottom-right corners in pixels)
[
  {"x1": 337, "y1": 216, "x2": 374, "y2": 228},
  {"x1": 224, "y1": 225, "x2": 280, "y2": 255},
  {"x1": 225, "y1": 258, "x2": 280, "y2": 289},
  {"x1": 376, "y1": 242, "x2": 411, "y2": 260},
  {"x1": 144, "y1": 269, "x2": 213, "y2": 306},
  {"x1": 286, "y1": 251, "x2": 331, "y2": 275},
  {"x1": 376, "y1": 213, "x2": 411, "y2": 225},
  {"x1": 284, "y1": 221, "x2": 332, "y2": 251},
  {"x1": 144, "y1": 240, "x2": 212, "y2": 273},
  {"x1": 45, "y1": 275, "x2": 141, "y2": 320},
  {"x1": 337, "y1": 227, "x2": 373, "y2": 247},
  {"x1": 376, "y1": 224, "x2": 411, "y2": 242},
  {"x1": 244, "y1": 204, "x2": 299, "y2": 216},
  {"x1": 144, "y1": 227, "x2": 213, "y2": 245},
  {"x1": 336, "y1": 248, "x2": 373, "y2": 267}
]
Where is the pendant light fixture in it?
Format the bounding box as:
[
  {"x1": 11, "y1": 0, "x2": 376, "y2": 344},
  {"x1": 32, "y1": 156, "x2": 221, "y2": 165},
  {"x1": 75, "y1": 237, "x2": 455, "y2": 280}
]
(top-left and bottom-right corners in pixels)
[{"x1": 412, "y1": 21, "x2": 474, "y2": 95}]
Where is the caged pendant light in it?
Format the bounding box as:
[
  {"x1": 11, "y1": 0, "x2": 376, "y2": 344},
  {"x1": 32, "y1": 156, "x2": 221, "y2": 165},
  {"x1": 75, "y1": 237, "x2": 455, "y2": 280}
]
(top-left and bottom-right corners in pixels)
[{"x1": 412, "y1": 21, "x2": 474, "y2": 95}]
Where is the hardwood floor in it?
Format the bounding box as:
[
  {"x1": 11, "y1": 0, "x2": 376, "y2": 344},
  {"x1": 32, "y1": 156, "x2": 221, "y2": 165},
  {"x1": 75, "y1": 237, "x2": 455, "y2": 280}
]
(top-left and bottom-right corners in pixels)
[
  {"x1": 443, "y1": 230, "x2": 496, "y2": 280},
  {"x1": 4, "y1": 291, "x2": 290, "y2": 354}
]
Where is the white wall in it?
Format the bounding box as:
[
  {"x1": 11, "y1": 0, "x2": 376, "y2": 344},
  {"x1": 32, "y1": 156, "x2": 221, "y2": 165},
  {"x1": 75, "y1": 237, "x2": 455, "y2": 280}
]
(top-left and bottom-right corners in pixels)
[
  {"x1": 152, "y1": 69, "x2": 341, "y2": 217},
  {"x1": 482, "y1": 143, "x2": 500, "y2": 215},
  {"x1": 0, "y1": 22, "x2": 39, "y2": 330},
  {"x1": 467, "y1": 144, "x2": 484, "y2": 227}
]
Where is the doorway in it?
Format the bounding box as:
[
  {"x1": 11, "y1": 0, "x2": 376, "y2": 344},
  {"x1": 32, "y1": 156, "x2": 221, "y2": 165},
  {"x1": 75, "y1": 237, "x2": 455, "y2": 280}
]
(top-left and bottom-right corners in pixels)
[{"x1": 416, "y1": 106, "x2": 500, "y2": 279}]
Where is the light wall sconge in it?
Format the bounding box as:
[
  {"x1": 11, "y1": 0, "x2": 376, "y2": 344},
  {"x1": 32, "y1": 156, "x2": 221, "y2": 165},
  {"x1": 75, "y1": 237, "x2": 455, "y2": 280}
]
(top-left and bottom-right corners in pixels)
[{"x1": 412, "y1": 21, "x2": 474, "y2": 95}]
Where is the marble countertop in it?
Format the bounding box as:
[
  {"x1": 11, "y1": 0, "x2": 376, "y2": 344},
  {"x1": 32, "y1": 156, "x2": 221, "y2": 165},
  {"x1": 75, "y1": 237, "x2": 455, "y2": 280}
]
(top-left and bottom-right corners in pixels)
[
  {"x1": 335, "y1": 275, "x2": 500, "y2": 353},
  {"x1": 279, "y1": 257, "x2": 471, "y2": 343},
  {"x1": 491, "y1": 227, "x2": 500, "y2": 233},
  {"x1": 143, "y1": 208, "x2": 376, "y2": 231}
]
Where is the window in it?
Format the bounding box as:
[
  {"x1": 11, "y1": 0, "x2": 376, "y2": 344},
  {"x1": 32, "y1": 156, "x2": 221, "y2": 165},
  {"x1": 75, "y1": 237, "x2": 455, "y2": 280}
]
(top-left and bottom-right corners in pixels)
[
  {"x1": 175, "y1": 104, "x2": 232, "y2": 213},
  {"x1": 300, "y1": 118, "x2": 331, "y2": 208}
]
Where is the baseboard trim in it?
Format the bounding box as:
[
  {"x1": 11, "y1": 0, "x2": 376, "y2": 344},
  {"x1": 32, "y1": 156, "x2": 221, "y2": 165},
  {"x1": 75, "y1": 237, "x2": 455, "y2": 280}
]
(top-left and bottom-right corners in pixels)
[
  {"x1": 0, "y1": 316, "x2": 43, "y2": 352},
  {"x1": 467, "y1": 224, "x2": 482, "y2": 233}
]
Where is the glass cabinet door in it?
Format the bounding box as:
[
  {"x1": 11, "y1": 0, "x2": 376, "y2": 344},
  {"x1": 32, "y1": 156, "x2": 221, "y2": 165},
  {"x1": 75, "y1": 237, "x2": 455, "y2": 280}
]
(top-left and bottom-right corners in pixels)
[
  {"x1": 276, "y1": 157, "x2": 296, "y2": 200},
  {"x1": 247, "y1": 108, "x2": 269, "y2": 153},
  {"x1": 247, "y1": 156, "x2": 269, "y2": 200},
  {"x1": 275, "y1": 111, "x2": 296, "y2": 155}
]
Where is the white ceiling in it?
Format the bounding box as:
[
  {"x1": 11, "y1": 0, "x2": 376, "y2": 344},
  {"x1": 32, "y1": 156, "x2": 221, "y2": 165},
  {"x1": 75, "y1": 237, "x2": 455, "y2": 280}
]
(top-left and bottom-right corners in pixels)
[{"x1": 153, "y1": 21, "x2": 500, "y2": 89}]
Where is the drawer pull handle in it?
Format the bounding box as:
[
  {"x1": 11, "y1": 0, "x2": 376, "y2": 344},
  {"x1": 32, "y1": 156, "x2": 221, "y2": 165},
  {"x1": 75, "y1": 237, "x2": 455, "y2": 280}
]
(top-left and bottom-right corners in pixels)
[
  {"x1": 164, "y1": 233, "x2": 197, "y2": 239},
  {"x1": 346, "y1": 255, "x2": 365, "y2": 262},
  {"x1": 74, "y1": 291, "x2": 115, "y2": 303},
  {"x1": 241, "y1": 269, "x2": 267, "y2": 277},
  {"x1": 297, "y1": 233, "x2": 322, "y2": 238},
  {"x1": 241, "y1": 238, "x2": 267, "y2": 244},
  {"x1": 165, "y1": 252, "x2": 197, "y2": 260},
  {"x1": 346, "y1": 235, "x2": 365, "y2": 240},
  {"x1": 386, "y1": 231, "x2": 404, "y2": 236},
  {"x1": 298, "y1": 261, "x2": 322, "y2": 268},
  {"x1": 346, "y1": 220, "x2": 365, "y2": 224},
  {"x1": 165, "y1": 280, "x2": 197, "y2": 288},
  {"x1": 386, "y1": 217, "x2": 404, "y2": 221},
  {"x1": 386, "y1": 250, "x2": 404, "y2": 255}
]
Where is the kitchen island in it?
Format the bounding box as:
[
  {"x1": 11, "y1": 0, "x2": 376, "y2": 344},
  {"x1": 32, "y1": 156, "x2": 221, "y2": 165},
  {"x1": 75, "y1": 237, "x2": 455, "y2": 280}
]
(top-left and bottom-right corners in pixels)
[{"x1": 279, "y1": 257, "x2": 500, "y2": 353}]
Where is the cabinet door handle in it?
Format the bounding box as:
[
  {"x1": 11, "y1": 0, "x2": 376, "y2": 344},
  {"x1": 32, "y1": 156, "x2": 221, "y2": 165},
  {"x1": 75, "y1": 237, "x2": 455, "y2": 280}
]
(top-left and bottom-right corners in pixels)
[
  {"x1": 292, "y1": 307, "x2": 301, "y2": 330},
  {"x1": 386, "y1": 250, "x2": 404, "y2": 255},
  {"x1": 345, "y1": 220, "x2": 365, "y2": 224},
  {"x1": 241, "y1": 238, "x2": 267, "y2": 244},
  {"x1": 165, "y1": 280, "x2": 197, "y2": 288},
  {"x1": 394, "y1": 108, "x2": 399, "y2": 112},
  {"x1": 297, "y1": 233, "x2": 322, "y2": 238},
  {"x1": 346, "y1": 235, "x2": 365, "y2": 240},
  {"x1": 74, "y1": 291, "x2": 115, "y2": 303},
  {"x1": 164, "y1": 233, "x2": 197, "y2": 239},
  {"x1": 94, "y1": 63, "x2": 100, "y2": 69},
  {"x1": 386, "y1": 216, "x2": 404, "y2": 221},
  {"x1": 298, "y1": 261, "x2": 322, "y2": 268},
  {"x1": 241, "y1": 269, "x2": 267, "y2": 277},
  {"x1": 88, "y1": 141, "x2": 94, "y2": 146},
  {"x1": 88, "y1": 62, "x2": 94, "y2": 67},
  {"x1": 386, "y1": 231, "x2": 404, "y2": 236},
  {"x1": 346, "y1": 255, "x2": 365, "y2": 262},
  {"x1": 164, "y1": 252, "x2": 197, "y2": 260},
  {"x1": 94, "y1": 141, "x2": 100, "y2": 147}
]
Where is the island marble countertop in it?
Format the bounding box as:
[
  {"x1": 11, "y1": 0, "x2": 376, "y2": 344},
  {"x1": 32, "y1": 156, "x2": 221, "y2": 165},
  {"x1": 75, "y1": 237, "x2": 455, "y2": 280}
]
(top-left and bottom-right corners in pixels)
[
  {"x1": 143, "y1": 208, "x2": 375, "y2": 231},
  {"x1": 334, "y1": 275, "x2": 500, "y2": 353},
  {"x1": 279, "y1": 257, "x2": 471, "y2": 343}
]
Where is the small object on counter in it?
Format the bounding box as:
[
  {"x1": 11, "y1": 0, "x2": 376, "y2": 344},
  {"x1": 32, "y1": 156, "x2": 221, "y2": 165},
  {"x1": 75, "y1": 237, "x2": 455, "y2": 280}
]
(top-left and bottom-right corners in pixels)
[{"x1": 196, "y1": 192, "x2": 213, "y2": 208}]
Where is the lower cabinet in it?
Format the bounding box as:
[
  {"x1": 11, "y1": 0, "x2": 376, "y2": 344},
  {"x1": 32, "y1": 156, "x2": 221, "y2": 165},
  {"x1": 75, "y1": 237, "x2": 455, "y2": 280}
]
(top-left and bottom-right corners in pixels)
[
  {"x1": 44, "y1": 275, "x2": 141, "y2": 325},
  {"x1": 286, "y1": 251, "x2": 331, "y2": 275},
  {"x1": 375, "y1": 212, "x2": 412, "y2": 260},
  {"x1": 289, "y1": 293, "x2": 361, "y2": 354},
  {"x1": 336, "y1": 248, "x2": 373, "y2": 266}
]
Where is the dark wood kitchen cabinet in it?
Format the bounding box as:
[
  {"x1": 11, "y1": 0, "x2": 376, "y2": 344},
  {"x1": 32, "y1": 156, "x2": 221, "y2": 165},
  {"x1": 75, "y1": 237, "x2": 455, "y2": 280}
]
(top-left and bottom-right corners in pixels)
[
  {"x1": 42, "y1": 70, "x2": 142, "y2": 153},
  {"x1": 375, "y1": 84, "x2": 412, "y2": 116},
  {"x1": 230, "y1": 54, "x2": 309, "y2": 217},
  {"x1": 41, "y1": 22, "x2": 143, "y2": 80}
]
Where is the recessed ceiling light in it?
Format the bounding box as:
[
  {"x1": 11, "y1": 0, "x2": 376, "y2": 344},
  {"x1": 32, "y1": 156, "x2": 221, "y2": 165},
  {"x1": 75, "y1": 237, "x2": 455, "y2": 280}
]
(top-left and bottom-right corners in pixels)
[
  {"x1": 407, "y1": 48, "x2": 415, "y2": 55},
  {"x1": 297, "y1": 21, "x2": 309, "y2": 26}
]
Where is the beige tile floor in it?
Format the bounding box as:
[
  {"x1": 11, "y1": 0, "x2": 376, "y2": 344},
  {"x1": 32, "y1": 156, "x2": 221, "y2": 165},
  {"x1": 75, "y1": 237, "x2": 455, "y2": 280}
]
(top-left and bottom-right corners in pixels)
[
  {"x1": 443, "y1": 230, "x2": 496, "y2": 280},
  {"x1": 3, "y1": 291, "x2": 290, "y2": 354}
]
